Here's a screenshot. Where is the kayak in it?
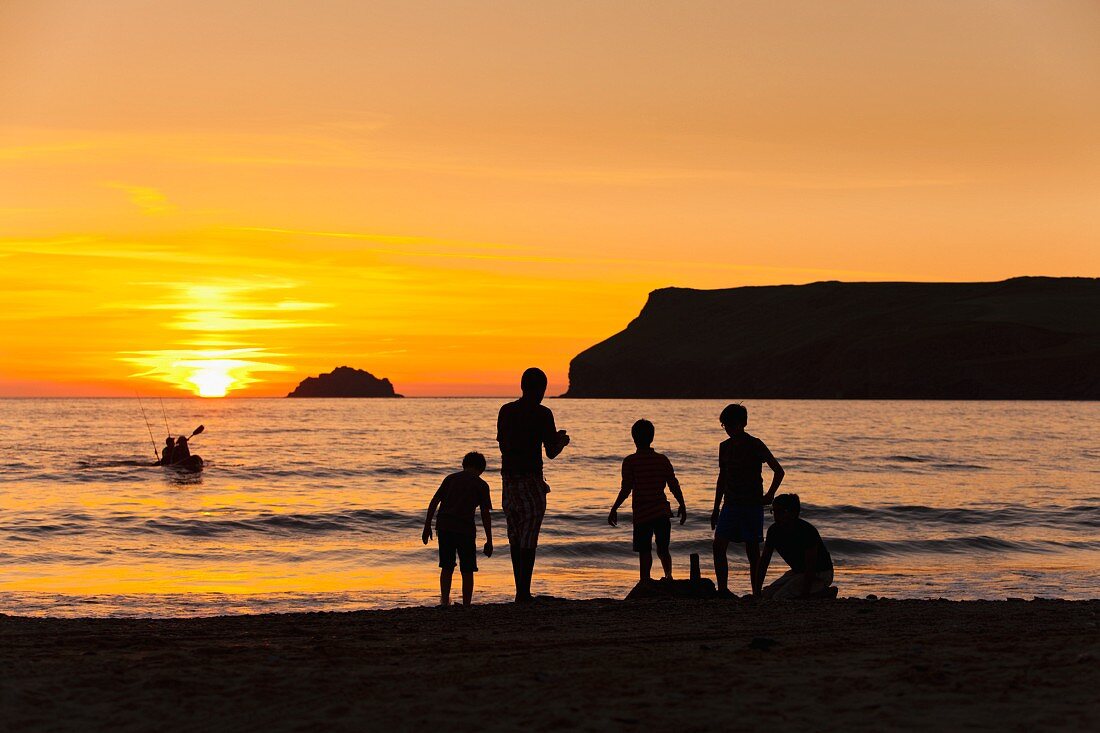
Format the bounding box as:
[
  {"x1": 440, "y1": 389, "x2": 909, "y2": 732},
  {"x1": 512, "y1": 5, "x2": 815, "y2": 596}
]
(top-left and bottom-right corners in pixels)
[{"x1": 163, "y1": 455, "x2": 204, "y2": 473}]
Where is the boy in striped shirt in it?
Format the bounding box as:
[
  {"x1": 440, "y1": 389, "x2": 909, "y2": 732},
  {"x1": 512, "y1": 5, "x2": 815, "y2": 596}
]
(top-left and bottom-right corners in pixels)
[{"x1": 608, "y1": 419, "x2": 687, "y2": 582}]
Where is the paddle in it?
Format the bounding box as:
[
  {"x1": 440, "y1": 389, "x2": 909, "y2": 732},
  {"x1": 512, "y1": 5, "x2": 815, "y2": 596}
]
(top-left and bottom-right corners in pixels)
[
  {"x1": 167, "y1": 425, "x2": 205, "y2": 450},
  {"x1": 162, "y1": 425, "x2": 205, "y2": 468}
]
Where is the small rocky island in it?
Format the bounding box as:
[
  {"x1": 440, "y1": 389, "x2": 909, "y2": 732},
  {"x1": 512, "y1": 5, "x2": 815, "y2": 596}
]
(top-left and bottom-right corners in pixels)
[{"x1": 287, "y1": 366, "x2": 403, "y2": 398}]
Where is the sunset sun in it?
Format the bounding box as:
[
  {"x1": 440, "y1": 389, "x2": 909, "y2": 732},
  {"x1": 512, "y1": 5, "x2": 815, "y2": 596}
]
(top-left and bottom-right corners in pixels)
[{"x1": 186, "y1": 362, "x2": 236, "y2": 398}]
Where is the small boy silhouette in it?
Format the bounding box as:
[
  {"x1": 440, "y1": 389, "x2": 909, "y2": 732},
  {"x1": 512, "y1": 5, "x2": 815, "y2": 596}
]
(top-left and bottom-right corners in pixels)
[
  {"x1": 710, "y1": 403, "x2": 784, "y2": 598},
  {"x1": 608, "y1": 419, "x2": 687, "y2": 582},
  {"x1": 422, "y1": 452, "x2": 494, "y2": 607}
]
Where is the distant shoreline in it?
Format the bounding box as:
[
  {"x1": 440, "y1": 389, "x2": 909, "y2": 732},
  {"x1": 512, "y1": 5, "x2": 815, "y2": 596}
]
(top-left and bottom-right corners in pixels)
[
  {"x1": 3, "y1": 595, "x2": 1099, "y2": 621},
  {"x1": 2, "y1": 395, "x2": 1099, "y2": 401}
]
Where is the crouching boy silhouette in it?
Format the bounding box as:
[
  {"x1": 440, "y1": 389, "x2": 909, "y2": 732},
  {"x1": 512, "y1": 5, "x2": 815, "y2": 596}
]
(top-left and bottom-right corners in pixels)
[{"x1": 757, "y1": 493, "x2": 836, "y2": 600}]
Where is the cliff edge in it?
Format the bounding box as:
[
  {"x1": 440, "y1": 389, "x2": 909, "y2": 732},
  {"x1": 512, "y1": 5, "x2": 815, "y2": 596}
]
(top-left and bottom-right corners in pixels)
[{"x1": 564, "y1": 277, "x2": 1100, "y2": 399}]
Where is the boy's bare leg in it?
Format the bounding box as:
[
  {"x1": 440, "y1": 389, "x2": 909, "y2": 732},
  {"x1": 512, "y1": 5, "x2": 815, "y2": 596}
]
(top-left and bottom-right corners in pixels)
[
  {"x1": 746, "y1": 540, "x2": 761, "y2": 597},
  {"x1": 511, "y1": 546, "x2": 536, "y2": 602},
  {"x1": 440, "y1": 567, "x2": 453, "y2": 607},
  {"x1": 656, "y1": 548, "x2": 673, "y2": 580},
  {"x1": 713, "y1": 536, "x2": 730, "y2": 591},
  {"x1": 508, "y1": 544, "x2": 524, "y2": 601},
  {"x1": 522, "y1": 548, "x2": 537, "y2": 598},
  {"x1": 639, "y1": 549, "x2": 653, "y2": 582},
  {"x1": 460, "y1": 571, "x2": 474, "y2": 606}
]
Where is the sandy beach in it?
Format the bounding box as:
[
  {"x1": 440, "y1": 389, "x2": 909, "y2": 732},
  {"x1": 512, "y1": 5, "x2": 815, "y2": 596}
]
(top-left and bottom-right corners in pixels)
[{"x1": 2, "y1": 597, "x2": 1097, "y2": 732}]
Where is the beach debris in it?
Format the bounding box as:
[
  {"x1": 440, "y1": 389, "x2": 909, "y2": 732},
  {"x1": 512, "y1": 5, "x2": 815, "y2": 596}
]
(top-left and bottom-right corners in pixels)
[
  {"x1": 625, "y1": 577, "x2": 717, "y2": 600},
  {"x1": 808, "y1": 586, "x2": 840, "y2": 600},
  {"x1": 625, "y1": 554, "x2": 717, "y2": 600},
  {"x1": 748, "y1": 637, "x2": 780, "y2": 651}
]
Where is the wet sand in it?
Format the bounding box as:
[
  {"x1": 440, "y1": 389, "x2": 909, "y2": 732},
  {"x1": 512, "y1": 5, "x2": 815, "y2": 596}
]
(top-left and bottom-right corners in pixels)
[{"x1": 2, "y1": 598, "x2": 1097, "y2": 732}]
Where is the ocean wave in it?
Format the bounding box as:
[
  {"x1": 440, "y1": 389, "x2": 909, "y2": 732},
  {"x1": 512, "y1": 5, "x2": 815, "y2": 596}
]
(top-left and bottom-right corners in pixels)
[
  {"x1": 826, "y1": 536, "x2": 1100, "y2": 556},
  {"x1": 779, "y1": 454, "x2": 994, "y2": 474},
  {"x1": 3, "y1": 501, "x2": 1098, "y2": 541},
  {"x1": 533, "y1": 534, "x2": 1100, "y2": 559},
  {"x1": 808, "y1": 503, "x2": 1100, "y2": 529},
  {"x1": 143, "y1": 509, "x2": 419, "y2": 537},
  {"x1": 1, "y1": 509, "x2": 420, "y2": 540},
  {"x1": 75, "y1": 459, "x2": 156, "y2": 468},
  {"x1": 572, "y1": 454, "x2": 631, "y2": 465},
  {"x1": 9, "y1": 456, "x2": 456, "y2": 484}
]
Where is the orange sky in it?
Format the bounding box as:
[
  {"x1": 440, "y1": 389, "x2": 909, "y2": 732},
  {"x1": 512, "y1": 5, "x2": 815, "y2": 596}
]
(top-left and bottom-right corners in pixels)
[{"x1": 2, "y1": 1, "x2": 1098, "y2": 396}]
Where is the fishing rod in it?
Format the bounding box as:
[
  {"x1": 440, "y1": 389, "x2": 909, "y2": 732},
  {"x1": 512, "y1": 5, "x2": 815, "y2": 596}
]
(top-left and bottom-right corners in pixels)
[
  {"x1": 136, "y1": 393, "x2": 160, "y2": 460},
  {"x1": 159, "y1": 397, "x2": 171, "y2": 438}
]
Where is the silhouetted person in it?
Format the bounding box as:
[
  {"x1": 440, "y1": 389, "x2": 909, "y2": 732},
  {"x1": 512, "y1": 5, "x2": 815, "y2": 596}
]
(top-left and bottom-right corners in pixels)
[
  {"x1": 497, "y1": 367, "x2": 569, "y2": 603},
  {"x1": 710, "y1": 403, "x2": 784, "y2": 598},
  {"x1": 757, "y1": 493, "x2": 835, "y2": 599},
  {"x1": 158, "y1": 436, "x2": 175, "y2": 466},
  {"x1": 171, "y1": 435, "x2": 191, "y2": 464},
  {"x1": 608, "y1": 419, "x2": 687, "y2": 582},
  {"x1": 422, "y1": 452, "x2": 494, "y2": 607}
]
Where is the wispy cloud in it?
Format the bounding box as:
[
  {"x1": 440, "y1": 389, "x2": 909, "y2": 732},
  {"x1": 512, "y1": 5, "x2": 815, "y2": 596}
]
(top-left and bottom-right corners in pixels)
[
  {"x1": 117, "y1": 279, "x2": 331, "y2": 396},
  {"x1": 104, "y1": 183, "x2": 175, "y2": 215},
  {"x1": 239, "y1": 226, "x2": 901, "y2": 280},
  {"x1": 234, "y1": 227, "x2": 530, "y2": 252},
  {"x1": 0, "y1": 141, "x2": 97, "y2": 161},
  {"x1": 121, "y1": 346, "x2": 292, "y2": 397}
]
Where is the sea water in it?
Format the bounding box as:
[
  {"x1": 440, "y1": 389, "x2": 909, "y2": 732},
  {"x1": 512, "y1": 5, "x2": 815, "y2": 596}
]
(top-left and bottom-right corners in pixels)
[{"x1": 0, "y1": 398, "x2": 1097, "y2": 616}]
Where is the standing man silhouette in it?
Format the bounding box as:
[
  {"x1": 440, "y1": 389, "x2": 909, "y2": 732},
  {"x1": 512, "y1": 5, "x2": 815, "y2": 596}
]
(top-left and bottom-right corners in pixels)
[{"x1": 497, "y1": 368, "x2": 570, "y2": 603}]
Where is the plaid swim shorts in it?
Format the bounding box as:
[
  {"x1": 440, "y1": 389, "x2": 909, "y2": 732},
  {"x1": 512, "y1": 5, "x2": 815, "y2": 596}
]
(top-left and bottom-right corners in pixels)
[{"x1": 501, "y1": 473, "x2": 549, "y2": 549}]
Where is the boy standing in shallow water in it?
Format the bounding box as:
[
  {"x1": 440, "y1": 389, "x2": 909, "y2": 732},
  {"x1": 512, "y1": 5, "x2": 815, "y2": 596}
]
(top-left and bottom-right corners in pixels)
[
  {"x1": 608, "y1": 420, "x2": 687, "y2": 582},
  {"x1": 422, "y1": 452, "x2": 494, "y2": 607},
  {"x1": 711, "y1": 404, "x2": 785, "y2": 598}
]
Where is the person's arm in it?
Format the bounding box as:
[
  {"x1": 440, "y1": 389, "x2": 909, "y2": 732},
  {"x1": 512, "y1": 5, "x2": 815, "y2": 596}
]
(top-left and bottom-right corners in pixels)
[
  {"x1": 481, "y1": 505, "x2": 494, "y2": 557},
  {"x1": 544, "y1": 410, "x2": 569, "y2": 460},
  {"x1": 666, "y1": 461, "x2": 687, "y2": 525},
  {"x1": 608, "y1": 460, "x2": 632, "y2": 526},
  {"x1": 757, "y1": 543, "x2": 774, "y2": 595},
  {"x1": 496, "y1": 407, "x2": 508, "y2": 452},
  {"x1": 711, "y1": 449, "x2": 724, "y2": 530},
  {"x1": 422, "y1": 484, "x2": 444, "y2": 544},
  {"x1": 762, "y1": 444, "x2": 784, "y2": 505},
  {"x1": 710, "y1": 481, "x2": 723, "y2": 530}
]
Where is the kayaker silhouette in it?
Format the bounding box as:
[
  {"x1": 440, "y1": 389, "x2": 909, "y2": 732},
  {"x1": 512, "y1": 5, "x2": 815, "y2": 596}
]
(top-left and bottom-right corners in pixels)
[
  {"x1": 158, "y1": 436, "x2": 175, "y2": 466},
  {"x1": 172, "y1": 435, "x2": 192, "y2": 462}
]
